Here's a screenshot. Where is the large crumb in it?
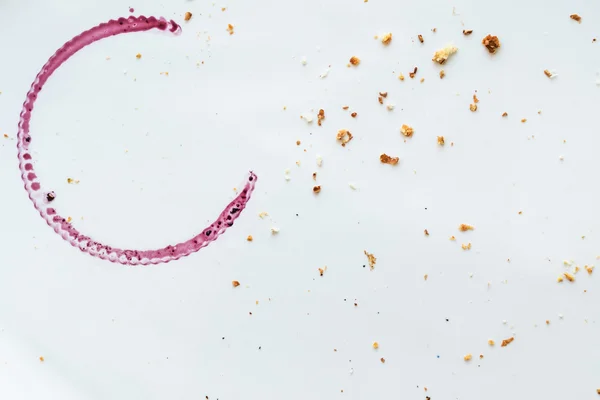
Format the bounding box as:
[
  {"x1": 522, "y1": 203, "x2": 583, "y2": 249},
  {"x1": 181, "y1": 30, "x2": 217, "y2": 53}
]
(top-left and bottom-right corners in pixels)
[
  {"x1": 349, "y1": 56, "x2": 361, "y2": 66},
  {"x1": 501, "y1": 337, "x2": 514, "y2": 347},
  {"x1": 227, "y1": 24, "x2": 235, "y2": 35},
  {"x1": 401, "y1": 124, "x2": 414, "y2": 137},
  {"x1": 232, "y1": 280, "x2": 240, "y2": 287},
  {"x1": 398, "y1": 73, "x2": 405, "y2": 81},
  {"x1": 482, "y1": 34, "x2": 500, "y2": 54},
  {"x1": 336, "y1": 129, "x2": 354, "y2": 147},
  {"x1": 380, "y1": 153, "x2": 399, "y2": 165},
  {"x1": 459, "y1": 224, "x2": 474, "y2": 232},
  {"x1": 364, "y1": 250, "x2": 377, "y2": 270},
  {"x1": 570, "y1": 14, "x2": 582, "y2": 23},
  {"x1": 184, "y1": 12, "x2": 192, "y2": 21},
  {"x1": 381, "y1": 33, "x2": 392, "y2": 45},
  {"x1": 432, "y1": 45, "x2": 457, "y2": 64}
]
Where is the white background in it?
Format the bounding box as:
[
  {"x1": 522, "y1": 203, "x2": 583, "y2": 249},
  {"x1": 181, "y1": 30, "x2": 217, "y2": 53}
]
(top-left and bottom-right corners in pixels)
[{"x1": 1, "y1": 0, "x2": 599, "y2": 398}]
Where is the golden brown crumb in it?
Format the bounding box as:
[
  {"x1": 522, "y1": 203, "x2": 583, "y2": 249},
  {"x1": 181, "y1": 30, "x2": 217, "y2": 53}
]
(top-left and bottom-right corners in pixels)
[
  {"x1": 586, "y1": 265, "x2": 594, "y2": 274},
  {"x1": 424, "y1": 274, "x2": 428, "y2": 280},
  {"x1": 437, "y1": 136, "x2": 445, "y2": 145},
  {"x1": 222, "y1": 7, "x2": 227, "y2": 11},
  {"x1": 342, "y1": 105, "x2": 349, "y2": 110},
  {"x1": 570, "y1": 14, "x2": 582, "y2": 23},
  {"x1": 449, "y1": 235, "x2": 456, "y2": 241},
  {"x1": 521, "y1": 118, "x2": 527, "y2": 123},
  {"x1": 482, "y1": 34, "x2": 500, "y2": 54},
  {"x1": 424, "y1": 229, "x2": 429, "y2": 236},
  {"x1": 469, "y1": 103, "x2": 477, "y2": 112},
  {"x1": 546, "y1": 320, "x2": 550, "y2": 325},
  {"x1": 432, "y1": 45, "x2": 457, "y2": 64},
  {"x1": 318, "y1": 267, "x2": 326, "y2": 276},
  {"x1": 39, "y1": 356, "x2": 44, "y2": 362},
  {"x1": 379, "y1": 91, "x2": 388, "y2": 98},
  {"x1": 184, "y1": 12, "x2": 192, "y2": 21},
  {"x1": 501, "y1": 337, "x2": 514, "y2": 347},
  {"x1": 473, "y1": 94, "x2": 479, "y2": 104},
  {"x1": 313, "y1": 185, "x2": 321, "y2": 194},
  {"x1": 378, "y1": 96, "x2": 383, "y2": 104},
  {"x1": 3, "y1": 134, "x2": 8, "y2": 138},
  {"x1": 227, "y1": 24, "x2": 235, "y2": 35},
  {"x1": 420, "y1": 78, "x2": 425, "y2": 83},
  {"x1": 312, "y1": 172, "x2": 317, "y2": 180},
  {"x1": 136, "y1": 53, "x2": 142, "y2": 59},
  {"x1": 372, "y1": 341, "x2": 379, "y2": 349},
  {"x1": 296, "y1": 140, "x2": 301, "y2": 146},
  {"x1": 380, "y1": 357, "x2": 386, "y2": 363},
  {"x1": 67, "y1": 178, "x2": 80, "y2": 184},
  {"x1": 461, "y1": 243, "x2": 472, "y2": 250},
  {"x1": 418, "y1": 34, "x2": 424, "y2": 43},
  {"x1": 380, "y1": 153, "x2": 399, "y2": 165},
  {"x1": 409, "y1": 67, "x2": 418, "y2": 78},
  {"x1": 479, "y1": 354, "x2": 484, "y2": 359},
  {"x1": 401, "y1": 124, "x2": 414, "y2": 137},
  {"x1": 564, "y1": 272, "x2": 575, "y2": 282},
  {"x1": 336, "y1": 129, "x2": 353, "y2": 147},
  {"x1": 557, "y1": 275, "x2": 564, "y2": 283},
  {"x1": 317, "y1": 109, "x2": 325, "y2": 126},
  {"x1": 544, "y1": 69, "x2": 553, "y2": 78},
  {"x1": 67, "y1": 216, "x2": 72, "y2": 223},
  {"x1": 432, "y1": 27, "x2": 437, "y2": 33},
  {"x1": 597, "y1": 388, "x2": 600, "y2": 395},
  {"x1": 488, "y1": 339, "x2": 495, "y2": 346},
  {"x1": 364, "y1": 250, "x2": 377, "y2": 270},
  {"x1": 232, "y1": 280, "x2": 240, "y2": 287},
  {"x1": 459, "y1": 224, "x2": 474, "y2": 232},
  {"x1": 464, "y1": 354, "x2": 472, "y2": 361},
  {"x1": 381, "y1": 33, "x2": 392, "y2": 45},
  {"x1": 246, "y1": 235, "x2": 253, "y2": 242},
  {"x1": 502, "y1": 112, "x2": 508, "y2": 117},
  {"x1": 439, "y1": 70, "x2": 445, "y2": 79},
  {"x1": 398, "y1": 73, "x2": 405, "y2": 81},
  {"x1": 349, "y1": 56, "x2": 361, "y2": 66},
  {"x1": 351, "y1": 112, "x2": 357, "y2": 118},
  {"x1": 463, "y1": 29, "x2": 473, "y2": 35}
]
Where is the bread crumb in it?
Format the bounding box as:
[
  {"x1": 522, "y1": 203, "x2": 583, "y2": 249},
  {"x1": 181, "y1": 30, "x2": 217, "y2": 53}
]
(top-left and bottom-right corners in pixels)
[
  {"x1": 372, "y1": 341, "x2": 379, "y2": 349},
  {"x1": 317, "y1": 109, "x2": 325, "y2": 126},
  {"x1": 418, "y1": 34, "x2": 424, "y2": 43},
  {"x1": 232, "y1": 280, "x2": 240, "y2": 287},
  {"x1": 464, "y1": 354, "x2": 472, "y2": 361},
  {"x1": 184, "y1": 12, "x2": 192, "y2": 21},
  {"x1": 439, "y1": 70, "x2": 445, "y2": 79},
  {"x1": 227, "y1": 24, "x2": 235, "y2": 35},
  {"x1": 380, "y1": 357, "x2": 386, "y2": 363},
  {"x1": 258, "y1": 211, "x2": 269, "y2": 219},
  {"x1": 296, "y1": 140, "x2": 301, "y2": 146},
  {"x1": 462, "y1": 242, "x2": 472, "y2": 250},
  {"x1": 521, "y1": 118, "x2": 527, "y2": 123},
  {"x1": 380, "y1": 153, "x2": 399, "y2": 165},
  {"x1": 432, "y1": 45, "x2": 458, "y2": 64},
  {"x1": 3, "y1": 134, "x2": 8, "y2": 138},
  {"x1": 424, "y1": 229, "x2": 430, "y2": 236},
  {"x1": 473, "y1": 94, "x2": 479, "y2": 104},
  {"x1": 488, "y1": 339, "x2": 495, "y2": 346},
  {"x1": 450, "y1": 235, "x2": 456, "y2": 241},
  {"x1": 351, "y1": 112, "x2": 357, "y2": 118},
  {"x1": 67, "y1": 216, "x2": 72, "y2": 223},
  {"x1": 437, "y1": 136, "x2": 445, "y2": 145},
  {"x1": 39, "y1": 356, "x2": 44, "y2": 362},
  {"x1": 246, "y1": 235, "x2": 253, "y2": 242},
  {"x1": 470, "y1": 103, "x2": 477, "y2": 112},
  {"x1": 401, "y1": 124, "x2": 414, "y2": 137},
  {"x1": 585, "y1": 265, "x2": 594, "y2": 274},
  {"x1": 459, "y1": 224, "x2": 474, "y2": 232},
  {"x1": 387, "y1": 104, "x2": 395, "y2": 110},
  {"x1": 318, "y1": 266, "x2": 327, "y2": 276},
  {"x1": 479, "y1": 354, "x2": 484, "y2": 359},
  {"x1": 502, "y1": 112, "x2": 508, "y2": 117},
  {"x1": 482, "y1": 34, "x2": 500, "y2": 54},
  {"x1": 570, "y1": 14, "x2": 582, "y2": 23},
  {"x1": 312, "y1": 172, "x2": 317, "y2": 180},
  {"x1": 336, "y1": 129, "x2": 353, "y2": 147},
  {"x1": 136, "y1": 53, "x2": 142, "y2": 59},
  {"x1": 364, "y1": 250, "x2": 377, "y2": 270},
  {"x1": 501, "y1": 337, "x2": 514, "y2": 347},
  {"x1": 316, "y1": 155, "x2": 323, "y2": 167},
  {"x1": 420, "y1": 78, "x2": 425, "y2": 83},
  {"x1": 409, "y1": 67, "x2": 418, "y2": 79},
  {"x1": 557, "y1": 275, "x2": 564, "y2": 283},
  {"x1": 67, "y1": 178, "x2": 80, "y2": 184},
  {"x1": 398, "y1": 73, "x2": 405, "y2": 81},
  {"x1": 381, "y1": 33, "x2": 392, "y2": 45},
  {"x1": 564, "y1": 272, "x2": 575, "y2": 282},
  {"x1": 349, "y1": 56, "x2": 361, "y2": 66},
  {"x1": 379, "y1": 91, "x2": 388, "y2": 98},
  {"x1": 544, "y1": 69, "x2": 554, "y2": 78},
  {"x1": 313, "y1": 185, "x2": 321, "y2": 194},
  {"x1": 463, "y1": 29, "x2": 473, "y2": 35},
  {"x1": 424, "y1": 274, "x2": 428, "y2": 280},
  {"x1": 271, "y1": 227, "x2": 280, "y2": 234}
]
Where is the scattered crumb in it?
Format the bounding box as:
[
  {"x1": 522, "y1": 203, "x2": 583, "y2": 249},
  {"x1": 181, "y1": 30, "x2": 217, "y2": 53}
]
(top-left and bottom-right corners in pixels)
[
  {"x1": 317, "y1": 109, "x2": 325, "y2": 126},
  {"x1": 348, "y1": 182, "x2": 357, "y2": 190},
  {"x1": 464, "y1": 354, "x2": 472, "y2": 361},
  {"x1": 437, "y1": 136, "x2": 445, "y2": 145},
  {"x1": 380, "y1": 357, "x2": 386, "y2": 363},
  {"x1": 463, "y1": 29, "x2": 473, "y2": 35},
  {"x1": 318, "y1": 266, "x2": 327, "y2": 276},
  {"x1": 401, "y1": 124, "x2": 414, "y2": 137},
  {"x1": 296, "y1": 140, "x2": 301, "y2": 146},
  {"x1": 450, "y1": 235, "x2": 456, "y2": 241},
  {"x1": 439, "y1": 70, "x2": 445, "y2": 79},
  {"x1": 570, "y1": 14, "x2": 582, "y2": 23},
  {"x1": 312, "y1": 172, "x2": 317, "y2": 180},
  {"x1": 336, "y1": 129, "x2": 354, "y2": 147},
  {"x1": 432, "y1": 28, "x2": 437, "y2": 32},
  {"x1": 232, "y1": 280, "x2": 240, "y2": 287},
  {"x1": 258, "y1": 211, "x2": 269, "y2": 219},
  {"x1": 381, "y1": 33, "x2": 392, "y2": 45},
  {"x1": 557, "y1": 275, "x2": 564, "y2": 283},
  {"x1": 409, "y1": 67, "x2": 418, "y2": 78},
  {"x1": 67, "y1": 178, "x2": 80, "y2": 184},
  {"x1": 184, "y1": 12, "x2": 192, "y2": 21},
  {"x1": 135, "y1": 53, "x2": 142, "y2": 59},
  {"x1": 372, "y1": 341, "x2": 379, "y2": 349},
  {"x1": 398, "y1": 73, "x2": 405, "y2": 81},
  {"x1": 459, "y1": 224, "x2": 474, "y2": 232},
  {"x1": 222, "y1": 7, "x2": 227, "y2": 11},
  {"x1": 227, "y1": 24, "x2": 235, "y2": 35},
  {"x1": 586, "y1": 265, "x2": 594, "y2": 274},
  {"x1": 349, "y1": 56, "x2": 361, "y2": 66},
  {"x1": 418, "y1": 34, "x2": 424, "y2": 43},
  {"x1": 469, "y1": 103, "x2": 477, "y2": 112},
  {"x1": 546, "y1": 320, "x2": 550, "y2": 325},
  {"x1": 544, "y1": 69, "x2": 554, "y2": 78},
  {"x1": 488, "y1": 340, "x2": 495, "y2": 346},
  {"x1": 379, "y1": 91, "x2": 388, "y2": 98},
  {"x1": 387, "y1": 104, "x2": 395, "y2": 110},
  {"x1": 246, "y1": 235, "x2": 253, "y2": 242},
  {"x1": 380, "y1": 153, "x2": 399, "y2": 165},
  {"x1": 3, "y1": 134, "x2": 9, "y2": 138},
  {"x1": 479, "y1": 354, "x2": 484, "y2": 359},
  {"x1": 39, "y1": 356, "x2": 44, "y2": 362},
  {"x1": 364, "y1": 250, "x2": 377, "y2": 270},
  {"x1": 473, "y1": 94, "x2": 479, "y2": 104},
  {"x1": 482, "y1": 34, "x2": 500, "y2": 54},
  {"x1": 502, "y1": 112, "x2": 508, "y2": 117},
  {"x1": 271, "y1": 227, "x2": 280, "y2": 234},
  {"x1": 67, "y1": 216, "x2": 72, "y2": 223},
  {"x1": 342, "y1": 106, "x2": 349, "y2": 110},
  {"x1": 351, "y1": 112, "x2": 357, "y2": 118},
  {"x1": 378, "y1": 96, "x2": 384, "y2": 104},
  {"x1": 501, "y1": 337, "x2": 514, "y2": 347},
  {"x1": 424, "y1": 274, "x2": 428, "y2": 280},
  {"x1": 313, "y1": 185, "x2": 321, "y2": 194},
  {"x1": 564, "y1": 272, "x2": 575, "y2": 282},
  {"x1": 432, "y1": 45, "x2": 457, "y2": 64},
  {"x1": 462, "y1": 243, "x2": 472, "y2": 250},
  {"x1": 419, "y1": 78, "x2": 425, "y2": 83},
  {"x1": 424, "y1": 229, "x2": 430, "y2": 236},
  {"x1": 521, "y1": 118, "x2": 527, "y2": 123}
]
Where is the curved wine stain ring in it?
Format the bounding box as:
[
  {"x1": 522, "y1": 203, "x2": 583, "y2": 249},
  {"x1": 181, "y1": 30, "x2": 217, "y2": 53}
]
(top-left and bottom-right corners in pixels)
[{"x1": 17, "y1": 16, "x2": 257, "y2": 265}]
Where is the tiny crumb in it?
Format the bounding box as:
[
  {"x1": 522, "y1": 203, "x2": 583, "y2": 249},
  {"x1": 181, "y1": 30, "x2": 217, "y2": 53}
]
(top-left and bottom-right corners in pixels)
[
  {"x1": 546, "y1": 320, "x2": 550, "y2": 325},
  {"x1": 39, "y1": 356, "x2": 44, "y2": 362},
  {"x1": 424, "y1": 274, "x2": 428, "y2": 280},
  {"x1": 271, "y1": 227, "x2": 280, "y2": 234},
  {"x1": 439, "y1": 70, "x2": 445, "y2": 79},
  {"x1": 459, "y1": 224, "x2": 474, "y2": 232},
  {"x1": 381, "y1": 33, "x2": 392, "y2": 45},
  {"x1": 222, "y1": 7, "x2": 227, "y2": 11},
  {"x1": 521, "y1": 118, "x2": 527, "y2": 123},
  {"x1": 469, "y1": 103, "x2": 477, "y2": 112},
  {"x1": 3, "y1": 134, "x2": 9, "y2": 138},
  {"x1": 570, "y1": 14, "x2": 582, "y2": 23},
  {"x1": 564, "y1": 272, "x2": 575, "y2": 282},
  {"x1": 313, "y1": 185, "x2": 321, "y2": 194},
  {"x1": 312, "y1": 172, "x2": 317, "y2": 180},
  {"x1": 135, "y1": 53, "x2": 141, "y2": 59},
  {"x1": 557, "y1": 275, "x2": 564, "y2": 283},
  {"x1": 258, "y1": 211, "x2": 269, "y2": 219},
  {"x1": 401, "y1": 124, "x2": 414, "y2": 137},
  {"x1": 67, "y1": 216, "x2": 72, "y2": 223},
  {"x1": 544, "y1": 69, "x2": 554, "y2": 78},
  {"x1": 482, "y1": 34, "x2": 501, "y2": 54},
  {"x1": 502, "y1": 112, "x2": 508, "y2": 117},
  {"x1": 379, "y1": 91, "x2": 388, "y2": 98},
  {"x1": 463, "y1": 29, "x2": 473, "y2": 35},
  {"x1": 462, "y1": 243, "x2": 472, "y2": 250},
  {"x1": 464, "y1": 354, "x2": 472, "y2": 361},
  {"x1": 378, "y1": 96, "x2": 384, "y2": 104},
  {"x1": 387, "y1": 104, "x2": 395, "y2": 110},
  {"x1": 501, "y1": 337, "x2": 514, "y2": 347},
  {"x1": 318, "y1": 266, "x2": 327, "y2": 276},
  {"x1": 351, "y1": 112, "x2": 357, "y2": 118},
  {"x1": 67, "y1": 178, "x2": 80, "y2": 184},
  {"x1": 585, "y1": 265, "x2": 594, "y2": 274},
  {"x1": 418, "y1": 34, "x2": 424, "y2": 43},
  {"x1": 432, "y1": 28, "x2": 437, "y2": 33},
  {"x1": 317, "y1": 109, "x2": 325, "y2": 126},
  {"x1": 424, "y1": 229, "x2": 430, "y2": 236},
  {"x1": 488, "y1": 340, "x2": 495, "y2": 346},
  {"x1": 349, "y1": 56, "x2": 361, "y2": 66},
  {"x1": 420, "y1": 78, "x2": 425, "y2": 83},
  {"x1": 449, "y1": 235, "x2": 456, "y2": 241},
  {"x1": 364, "y1": 250, "x2": 377, "y2": 270},
  {"x1": 473, "y1": 94, "x2": 479, "y2": 104},
  {"x1": 432, "y1": 45, "x2": 457, "y2": 64},
  {"x1": 437, "y1": 136, "x2": 445, "y2": 145},
  {"x1": 380, "y1": 357, "x2": 386, "y2": 363},
  {"x1": 349, "y1": 182, "x2": 357, "y2": 190},
  {"x1": 342, "y1": 106, "x2": 349, "y2": 110},
  {"x1": 409, "y1": 67, "x2": 418, "y2": 78},
  {"x1": 398, "y1": 73, "x2": 405, "y2": 81},
  {"x1": 184, "y1": 12, "x2": 192, "y2": 21},
  {"x1": 372, "y1": 341, "x2": 379, "y2": 349},
  {"x1": 232, "y1": 280, "x2": 240, "y2": 287},
  {"x1": 479, "y1": 354, "x2": 484, "y2": 359},
  {"x1": 380, "y1": 153, "x2": 399, "y2": 165},
  {"x1": 296, "y1": 140, "x2": 301, "y2": 146},
  {"x1": 336, "y1": 129, "x2": 354, "y2": 147},
  {"x1": 227, "y1": 24, "x2": 235, "y2": 35},
  {"x1": 246, "y1": 235, "x2": 253, "y2": 242}
]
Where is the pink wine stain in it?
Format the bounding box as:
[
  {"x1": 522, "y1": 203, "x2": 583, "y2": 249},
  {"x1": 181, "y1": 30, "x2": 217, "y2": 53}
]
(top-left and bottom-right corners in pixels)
[{"x1": 17, "y1": 16, "x2": 257, "y2": 265}]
